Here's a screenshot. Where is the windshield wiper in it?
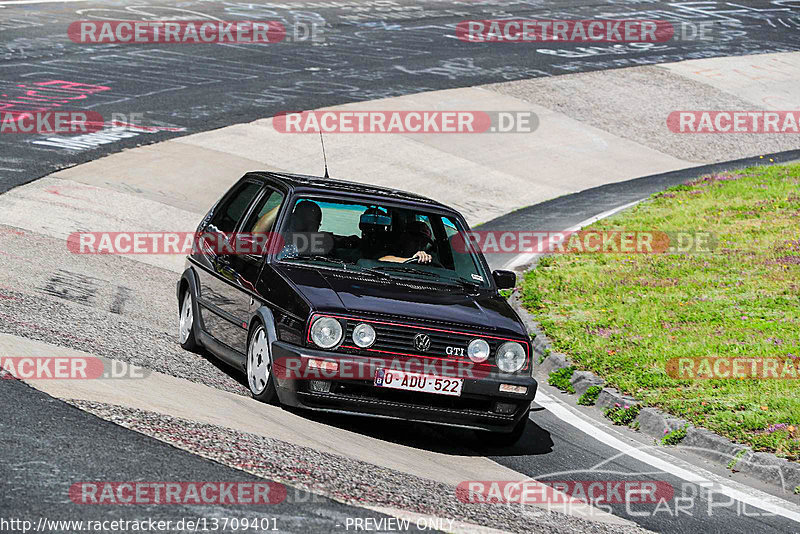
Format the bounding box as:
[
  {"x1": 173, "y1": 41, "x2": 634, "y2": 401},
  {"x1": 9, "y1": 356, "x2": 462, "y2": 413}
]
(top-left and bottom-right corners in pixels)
[
  {"x1": 369, "y1": 266, "x2": 482, "y2": 293},
  {"x1": 282, "y1": 255, "x2": 351, "y2": 269},
  {"x1": 452, "y1": 278, "x2": 482, "y2": 292},
  {"x1": 369, "y1": 265, "x2": 441, "y2": 278}
]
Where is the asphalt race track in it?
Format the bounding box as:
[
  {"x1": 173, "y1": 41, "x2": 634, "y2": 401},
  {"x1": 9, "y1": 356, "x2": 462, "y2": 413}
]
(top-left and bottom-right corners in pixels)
[
  {"x1": 2, "y1": 1, "x2": 800, "y2": 534},
  {"x1": 2, "y1": 0, "x2": 800, "y2": 191},
  {"x1": 1, "y1": 378, "x2": 435, "y2": 534}
]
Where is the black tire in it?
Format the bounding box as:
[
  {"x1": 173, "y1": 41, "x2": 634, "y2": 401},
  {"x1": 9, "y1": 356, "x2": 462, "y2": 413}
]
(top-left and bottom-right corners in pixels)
[
  {"x1": 178, "y1": 290, "x2": 199, "y2": 352},
  {"x1": 246, "y1": 323, "x2": 278, "y2": 404}
]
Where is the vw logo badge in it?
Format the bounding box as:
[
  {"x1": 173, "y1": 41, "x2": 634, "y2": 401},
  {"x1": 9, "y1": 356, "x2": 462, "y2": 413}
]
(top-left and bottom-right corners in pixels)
[{"x1": 414, "y1": 333, "x2": 431, "y2": 352}]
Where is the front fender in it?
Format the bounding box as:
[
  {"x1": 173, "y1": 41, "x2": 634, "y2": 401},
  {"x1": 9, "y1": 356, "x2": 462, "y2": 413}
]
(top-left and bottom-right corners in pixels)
[
  {"x1": 250, "y1": 306, "x2": 279, "y2": 350},
  {"x1": 178, "y1": 267, "x2": 205, "y2": 335}
]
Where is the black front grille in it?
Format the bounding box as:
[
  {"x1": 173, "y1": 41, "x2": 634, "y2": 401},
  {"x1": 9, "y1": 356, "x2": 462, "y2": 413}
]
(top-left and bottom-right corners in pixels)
[{"x1": 343, "y1": 320, "x2": 511, "y2": 369}]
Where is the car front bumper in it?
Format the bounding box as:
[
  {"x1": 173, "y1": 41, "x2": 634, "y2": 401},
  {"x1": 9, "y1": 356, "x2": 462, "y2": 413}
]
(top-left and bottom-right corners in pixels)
[{"x1": 270, "y1": 341, "x2": 537, "y2": 432}]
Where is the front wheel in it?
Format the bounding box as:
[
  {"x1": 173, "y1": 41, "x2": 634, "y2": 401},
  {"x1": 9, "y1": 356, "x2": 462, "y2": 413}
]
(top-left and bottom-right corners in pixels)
[
  {"x1": 178, "y1": 291, "x2": 198, "y2": 351},
  {"x1": 247, "y1": 324, "x2": 278, "y2": 403}
]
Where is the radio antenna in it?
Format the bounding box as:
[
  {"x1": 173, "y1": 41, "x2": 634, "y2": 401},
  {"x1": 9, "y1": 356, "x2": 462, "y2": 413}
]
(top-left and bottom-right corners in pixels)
[{"x1": 319, "y1": 130, "x2": 329, "y2": 179}]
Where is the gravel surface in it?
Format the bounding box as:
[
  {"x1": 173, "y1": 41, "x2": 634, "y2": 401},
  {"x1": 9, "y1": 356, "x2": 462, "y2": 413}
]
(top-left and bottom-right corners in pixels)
[
  {"x1": 485, "y1": 65, "x2": 800, "y2": 163},
  {"x1": 68, "y1": 400, "x2": 651, "y2": 534},
  {"x1": 0, "y1": 224, "x2": 248, "y2": 396}
]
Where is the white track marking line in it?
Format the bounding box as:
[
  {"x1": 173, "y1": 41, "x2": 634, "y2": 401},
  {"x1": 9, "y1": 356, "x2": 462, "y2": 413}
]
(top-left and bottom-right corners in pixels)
[
  {"x1": 536, "y1": 391, "x2": 800, "y2": 523},
  {"x1": 0, "y1": 0, "x2": 86, "y2": 4},
  {"x1": 503, "y1": 199, "x2": 643, "y2": 270}
]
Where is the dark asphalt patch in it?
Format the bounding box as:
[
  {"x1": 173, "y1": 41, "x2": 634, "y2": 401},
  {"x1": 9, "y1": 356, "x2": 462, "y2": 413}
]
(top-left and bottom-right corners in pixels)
[
  {"x1": 0, "y1": 378, "x2": 434, "y2": 533},
  {"x1": 2, "y1": 0, "x2": 799, "y2": 193}
]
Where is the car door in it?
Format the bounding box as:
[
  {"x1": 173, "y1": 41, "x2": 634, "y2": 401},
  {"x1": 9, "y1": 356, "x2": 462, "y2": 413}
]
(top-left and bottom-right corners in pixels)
[
  {"x1": 216, "y1": 185, "x2": 287, "y2": 353},
  {"x1": 195, "y1": 178, "x2": 264, "y2": 354}
]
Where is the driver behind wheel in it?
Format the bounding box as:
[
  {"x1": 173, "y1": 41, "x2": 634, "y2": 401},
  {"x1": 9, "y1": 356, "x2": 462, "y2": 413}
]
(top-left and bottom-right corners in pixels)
[{"x1": 380, "y1": 220, "x2": 433, "y2": 264}]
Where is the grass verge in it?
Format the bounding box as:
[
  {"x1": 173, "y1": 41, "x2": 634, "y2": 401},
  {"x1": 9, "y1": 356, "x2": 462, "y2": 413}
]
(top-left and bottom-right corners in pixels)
[{"x1": 522, "y1": 163, "x2": 800, "y2": 460}]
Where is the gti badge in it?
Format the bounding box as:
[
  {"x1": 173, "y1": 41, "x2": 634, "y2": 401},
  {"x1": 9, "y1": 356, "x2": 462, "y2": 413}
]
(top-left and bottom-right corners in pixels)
[{"x1": 414, "y1": 333, "x2": 431, "y2": 352}]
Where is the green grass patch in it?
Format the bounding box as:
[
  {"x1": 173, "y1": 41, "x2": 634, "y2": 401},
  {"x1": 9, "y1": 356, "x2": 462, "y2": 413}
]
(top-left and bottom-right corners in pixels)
[
  {"x1": 548, "y1": 366, "x2": 576, "y2": 393},
  {"x1": 605, "y1": 403, "x2": 641, "y2": 427},
  {"x1": 727, "y1": 448, "x2": 748, "y2": 470},
  {"x1": 578, "y1": 385, "x2": 603, "y2": 406},
  {"x1": 522, "y1": 163, "x2": 800, "y2": 460},
  {"x1": 537, "y1": 347, "x2": 550, "y2": 365},
  {"x1": 662, "y1": 425, "x2": 689, "y2": 446}
]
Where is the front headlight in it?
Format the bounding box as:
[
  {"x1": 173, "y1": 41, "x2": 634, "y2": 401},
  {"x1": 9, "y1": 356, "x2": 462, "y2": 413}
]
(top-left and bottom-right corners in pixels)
[
  {"x1": 496, "y1": 341, "x2": 526, "y2": 373},
  {"x1": 310, "y1": 316, "x2": 343, "y2": 349},
  {"x1": 467, "y1": 338, "x2": 490, "y2": 363},
  {"x1": 352, "y1": 323, "x2": 376, "y2": 348}
]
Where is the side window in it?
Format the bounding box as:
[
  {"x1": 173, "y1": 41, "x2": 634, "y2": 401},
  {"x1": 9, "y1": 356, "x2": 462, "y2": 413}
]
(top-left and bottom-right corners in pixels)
[
  {"x1": 208, "y1": 181, "x2": 262, "y2": 234},
  {"x1": 243, "y1": 189, "x2": 285, "y2": 233},
  {"x1": 443, "y1": 216, "x2": 472, "y2": 273}
]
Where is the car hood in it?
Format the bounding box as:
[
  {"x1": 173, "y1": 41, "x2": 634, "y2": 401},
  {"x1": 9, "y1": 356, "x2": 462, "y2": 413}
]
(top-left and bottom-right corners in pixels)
[{"x1": 276, "y1": 265, "x2": 527, "y2": 337}]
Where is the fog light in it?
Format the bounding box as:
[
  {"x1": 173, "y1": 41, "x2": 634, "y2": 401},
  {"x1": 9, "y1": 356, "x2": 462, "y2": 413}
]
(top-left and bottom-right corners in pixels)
[
  {"x1": 494, "y1": 401, "x2": 516, "y2": 414},
  {"x1": 309, "y1": 380, "x2": 331, "y2": 393},
  {"x1": 352, "y1": 323, "x2": 377, "y2": 348},
  {"x1": 499, "y1": 384, "x2": 528, "y2": 395},
  {"x1": 307, "y1": 359, "x2": 338, "y2": 372}
]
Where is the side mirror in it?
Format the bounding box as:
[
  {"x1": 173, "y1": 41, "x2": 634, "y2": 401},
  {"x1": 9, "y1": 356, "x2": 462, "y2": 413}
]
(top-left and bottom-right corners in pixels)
[{"x1": 492, "y1": 269, "x2": 516, "y2": 290}]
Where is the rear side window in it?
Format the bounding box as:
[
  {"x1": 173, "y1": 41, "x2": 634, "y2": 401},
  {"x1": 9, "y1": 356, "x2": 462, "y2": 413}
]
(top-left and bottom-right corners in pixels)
[
  {"x1": 208, "y1": 181, "x2": 261, "y2": 234},
  {"x1": 243, "y1": 189, "x2": 285, "y2": 233}
]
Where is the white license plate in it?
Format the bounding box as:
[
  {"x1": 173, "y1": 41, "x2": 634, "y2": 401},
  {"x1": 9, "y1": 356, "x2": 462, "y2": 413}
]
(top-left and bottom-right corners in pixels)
[{"x1": 374, "y1": 368, "x2": 462, "y2": 397}]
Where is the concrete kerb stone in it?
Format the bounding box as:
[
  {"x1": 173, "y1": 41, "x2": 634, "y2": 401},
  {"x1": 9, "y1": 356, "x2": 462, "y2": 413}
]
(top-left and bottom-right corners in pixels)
[
  {"x1": 570, "y1": 371, "x2": 604, "y2": 397},
  {"x1": 637, "y1": 407, "x2": 689, "y2": 440},
  {"x1": 594, "y1": 388, "x2": 639, "y2": 411},
  {"x1": 733, "y1": 451, "x2": 800, "y2": 492},
  {"x1": 679, "y1": 427, "x2": 750, "y2": 467}
]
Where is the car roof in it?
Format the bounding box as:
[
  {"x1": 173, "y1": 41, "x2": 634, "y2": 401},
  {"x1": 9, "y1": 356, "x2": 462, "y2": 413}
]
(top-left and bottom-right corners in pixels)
[{"x1": 247, "y1": 171, "x2": 451, "y2": 210}]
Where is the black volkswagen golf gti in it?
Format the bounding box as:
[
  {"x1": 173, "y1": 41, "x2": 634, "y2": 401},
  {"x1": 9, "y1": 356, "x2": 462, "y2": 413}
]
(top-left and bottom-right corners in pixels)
[{"x1": 177, "y1": 171, "x2": 537, "y2": 443}]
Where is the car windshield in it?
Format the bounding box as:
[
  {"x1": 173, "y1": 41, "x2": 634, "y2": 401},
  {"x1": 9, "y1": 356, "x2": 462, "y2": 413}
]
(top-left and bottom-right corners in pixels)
[{"x1": 275, "y1": 196, "x2": 491, "y2": 288}]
